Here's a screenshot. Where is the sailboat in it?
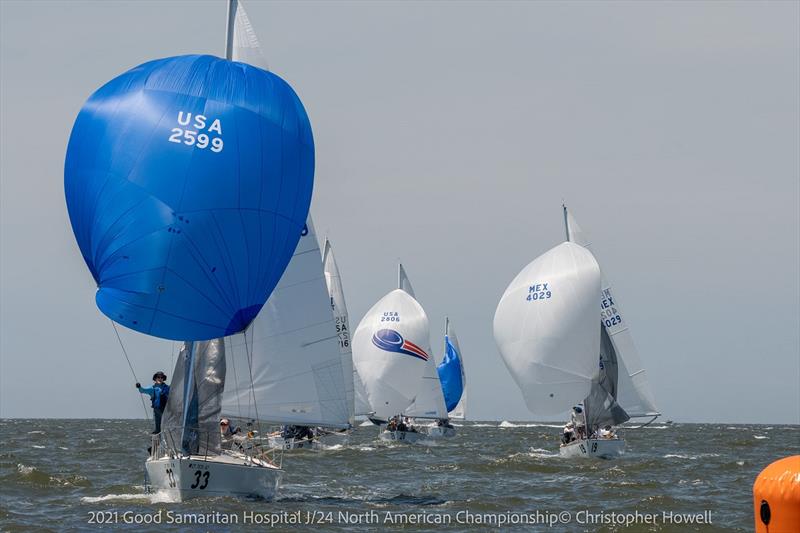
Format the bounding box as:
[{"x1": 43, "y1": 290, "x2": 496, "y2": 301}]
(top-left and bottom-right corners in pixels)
[
  {"x1": 558, "y1": 205, "x2": 660, "y2": 458},
  {"x1": 323, "y1": 239, "x2": 373, "y2": 424},
  {"x1": 426, "y1": 318, "x2": 466, "y2": 437},
  {"x1": 65, "y1": 0, "x2": 318, "y2": 500},
  {"x1": 352, "y1": 264, "x2": 434, "y2": 443},
  {"x1": 221, "y1": 218, "x2": 351, "y2": 451}
]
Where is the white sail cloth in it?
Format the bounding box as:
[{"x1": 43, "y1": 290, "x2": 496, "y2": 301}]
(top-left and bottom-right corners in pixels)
[
  {"x1": 229, "y1": 0, "x2": 269, "y2": 68},
  {"x1": 322, "y1": 239, "x2": 360, "y2": 421},
  {"x1": 404, "y1": 348, "x2": 448, "y2": 419},
  {"x1": 221, "y1": 218, "x2": 350, "y2": 428},
  {"x1": 565, "y1": 208, "x2": 659, "y2": 417},
  {"x1": 493, "y1": 242, "x2": 602, "y2": 415},
  {"x1": 352, "y1": 288, "x2": 432, "y2": 422}
]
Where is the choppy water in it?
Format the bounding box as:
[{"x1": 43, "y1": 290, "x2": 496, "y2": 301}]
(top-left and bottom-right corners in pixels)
[{"x1": 1, "y1": 419, "x2": 796, "y2": 532}]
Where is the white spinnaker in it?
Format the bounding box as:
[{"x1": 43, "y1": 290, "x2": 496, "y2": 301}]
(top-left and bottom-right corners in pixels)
[
  {"x1": 564, "y1": 207, "x2": 660, "y2": 417},
  {"x1": 352, "y1": 289, "x2": 431, "y2": 421},
  {"x1": 228, "y1": 0, "x2": 269, "y2": 69},
  {"x1": 404, "y1": 351, "x2": 448, "y2": 419},
  {"x1": 221, "y1": 218, "x2": 350, "y2": 428},
  {"x1": 447, "y1": 320, "x2": 467, "y2": 420},
  {"x1": 322, "y1": 239, "x2": 358, "y2": 421},
  {"x1": 493, "y1": 242, "x2": 601, "y2": 416}
]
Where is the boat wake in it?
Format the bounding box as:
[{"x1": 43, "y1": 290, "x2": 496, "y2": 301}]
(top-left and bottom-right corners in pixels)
[
  {"x1": 499, "y1": 421, "x2": 562, "y2": 429},
  {"x1": 81, "y1": 490, "x2": 177, "y2": 504}
]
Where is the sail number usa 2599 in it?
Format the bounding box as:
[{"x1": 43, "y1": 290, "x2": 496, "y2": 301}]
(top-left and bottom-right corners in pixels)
[
  {"x1": 526, "y1": 283, "x2": 552, "y2": 302},
  {"x1": 168, "y1": 111, "x2": 223, "y2": 152}
]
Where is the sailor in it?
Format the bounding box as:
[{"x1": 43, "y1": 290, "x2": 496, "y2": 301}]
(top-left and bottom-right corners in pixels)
[
  {"x1": 599, "y1": 426, "x2": 613, "y2": 439},
  {"x1": 387, "y1": 417, "x2": 398, "y2": 431},
  {"x1": 396, "y1": 417, "x2": 408, "y2": 432},
  {"x1": 136, "y1": 372, "x2": 169, "y2": 434},
  {"x1": 562, "y1": 423, "x2": 575, "y2": 444},
  {"x1": 220, "y1": 418, "x2": 245, "y2": 450}
]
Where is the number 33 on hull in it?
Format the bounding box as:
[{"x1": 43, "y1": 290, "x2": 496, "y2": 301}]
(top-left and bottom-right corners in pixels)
[{"x1": 145, "y1": 454, "x2": 282, "y2": 502}]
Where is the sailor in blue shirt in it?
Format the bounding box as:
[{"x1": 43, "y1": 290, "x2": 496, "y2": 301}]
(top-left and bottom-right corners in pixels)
[{"x1": 136, "y1": 371, "x2": 170, "y2": 434}]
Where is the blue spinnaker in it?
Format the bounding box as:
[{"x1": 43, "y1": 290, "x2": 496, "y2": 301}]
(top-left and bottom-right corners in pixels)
[
  {"x1": 437, "y1": 335, "x2": 464, "y2": 412},
  {"x1": 65, "y1": 55, "x2": 315, "y2": 341}
]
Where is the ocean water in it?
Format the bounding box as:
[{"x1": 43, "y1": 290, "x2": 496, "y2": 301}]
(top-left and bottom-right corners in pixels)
[{"x1": 1, "y1": 419, "x2": 796, "y2": 532}]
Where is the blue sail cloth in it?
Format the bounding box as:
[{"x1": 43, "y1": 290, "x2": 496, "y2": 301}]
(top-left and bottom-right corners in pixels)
[
  {"x1": 437, "y1": 335, "x2": 464, "y2": 412},
  {"x1": 65, "y1": 55, "x2": 315, "y2": 341}
]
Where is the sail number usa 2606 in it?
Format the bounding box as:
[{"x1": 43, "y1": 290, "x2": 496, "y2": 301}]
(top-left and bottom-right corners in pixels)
[
  {"x1": 526, "y1": 283, "x2": 552, "y2": 302},
  {"x1": 168, "y1": 111, "x2": 223, "y2": 152}
]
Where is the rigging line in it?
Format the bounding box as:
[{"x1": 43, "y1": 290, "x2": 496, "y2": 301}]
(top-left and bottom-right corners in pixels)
[
  {"x1": 243, "y1": 325, "x2": 263, "y2": 438},
  {"x1": 110, "y1": 320, "x2": 150, "y2": 420}
]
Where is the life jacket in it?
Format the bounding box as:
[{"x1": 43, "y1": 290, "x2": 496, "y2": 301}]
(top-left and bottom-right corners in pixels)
[{"x1": 152, "y1": 383, "x2": 170, "y2": 410}]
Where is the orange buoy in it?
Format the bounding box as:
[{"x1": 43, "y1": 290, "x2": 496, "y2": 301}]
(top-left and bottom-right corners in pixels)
[{"x1": 753, "y1": 455, "x2": 800, "y2": 533}]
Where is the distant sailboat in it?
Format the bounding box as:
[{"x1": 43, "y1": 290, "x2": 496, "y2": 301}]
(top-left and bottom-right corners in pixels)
[
  {"x1": 563, "y1": 206, "x2": 660, "y2": 426},
  {"x1": 352, "y1": 264, "x2": 433, "y2": 443},
  {"x1": 493, "y1": 205, "x2": 659, "y2": 460},
  {"x1": 323, "y1": 239, "x2": 372, "y2": 423},
  {"x1": 437, "y1": 318, "x2": 466, "y2": 422}
]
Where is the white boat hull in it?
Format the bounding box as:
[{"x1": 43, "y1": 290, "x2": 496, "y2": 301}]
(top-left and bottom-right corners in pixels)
[
  {"x1": 379, "y1": 430, "x2": 426, "y2": 444},
  {"x1": 267, "y1": 431, "x2": 349, "y2": 450},
  {"x1": 422, "y1": 426, "x2": 456, "y2": 439},
  {"x1": 145, "y1": 453, "x2": 282, "y2": 501},
  {"x1": 559, "y1": 438, "x2": 625, "y2": 459}
]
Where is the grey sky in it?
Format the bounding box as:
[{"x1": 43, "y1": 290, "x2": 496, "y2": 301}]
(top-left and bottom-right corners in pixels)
[{"x1": 1, "y1": 1, "x2": 797, "y2": 424}]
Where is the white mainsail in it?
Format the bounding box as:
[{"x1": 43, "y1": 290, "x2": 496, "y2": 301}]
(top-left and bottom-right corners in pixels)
[
  {"x1": 352, "y1": 271, "x2": 432, "y2": 422},
  {"x1": 564, "y1": 206, "x2": 660, "y2": 418},
  {"x1": 322, "y1": 239, "x2": 368, "y2": 421},
  {"x1": 398, "y1": 263, "x2": 416, "y2": 299},
  {"x1": 493, "y1": 241, "x2": 602, "y2": 415},
  {"x1": 227, "y1": 0, "x2": 268, "y2": 68},
  {"x1": 221, "y1": 218, "x2": 350, "y2": 428}
]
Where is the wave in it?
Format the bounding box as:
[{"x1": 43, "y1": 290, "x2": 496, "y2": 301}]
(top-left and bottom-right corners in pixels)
[
  {"x1": 499, "y1": 421, "x2": 562, "y2": 428},
  {"x1": 81, "y1": 491, "x2": 177, "y2": 504},
  {"x1": 753, "y1": 435, "x2": 769, "y2": 440},
  {"x1": 359, "y1": 420, "x2": 373, "y2": 427},
  {"x1": 663, "y1": 453, "x2": 721, "y2": 460}
]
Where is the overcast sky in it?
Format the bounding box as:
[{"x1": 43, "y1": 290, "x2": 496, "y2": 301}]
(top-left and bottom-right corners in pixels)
[{"x1": 1, "y1": 1, "x2": 798, "y2": 424}]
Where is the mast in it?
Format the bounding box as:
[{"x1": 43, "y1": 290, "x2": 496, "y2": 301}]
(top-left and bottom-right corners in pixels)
[
  {"x1": 563, "y1": 203, "x2": 570, "y2": 242},
  {"x1": 225, "y1": 0, "x2": 237, "y2": 60},
  {"x1": 397, "y1": 263, "x2": 402, "y2": 290}
]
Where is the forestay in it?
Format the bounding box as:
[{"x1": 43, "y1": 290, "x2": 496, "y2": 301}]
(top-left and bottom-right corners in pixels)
[
  {"x1": 220, "y1": 218, "x2": 350, "y2": 428},
  {"x1": 352, "y1": 288, "x2": 431, "y2": 422},
  {"x1": 493, "y1": 242, "x2": 601, "y2": 415},
  {"x1": 564, "y1": 207, "x2": 660, "y2": 418}
]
